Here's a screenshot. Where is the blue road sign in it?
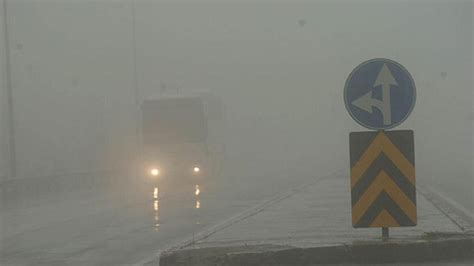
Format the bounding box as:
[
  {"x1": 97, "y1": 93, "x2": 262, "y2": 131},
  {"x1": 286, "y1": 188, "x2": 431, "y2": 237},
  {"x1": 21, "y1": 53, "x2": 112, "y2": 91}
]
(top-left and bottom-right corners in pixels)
[{"x1": 344, "y1": 58, "x2": 416, "y2": 130}]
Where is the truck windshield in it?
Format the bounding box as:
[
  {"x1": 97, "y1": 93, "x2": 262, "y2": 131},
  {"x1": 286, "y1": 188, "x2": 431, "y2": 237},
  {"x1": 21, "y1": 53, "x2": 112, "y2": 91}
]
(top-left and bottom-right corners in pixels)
[{"x1": 142, "y1": 97, "x2": 208, "y2": 145}]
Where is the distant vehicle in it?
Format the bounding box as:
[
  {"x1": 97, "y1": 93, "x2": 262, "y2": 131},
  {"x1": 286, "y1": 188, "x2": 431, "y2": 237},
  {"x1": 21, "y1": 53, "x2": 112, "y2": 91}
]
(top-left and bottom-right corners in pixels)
[{"x1": 140, "y1": 90, "x2": 224, "y2": 187}]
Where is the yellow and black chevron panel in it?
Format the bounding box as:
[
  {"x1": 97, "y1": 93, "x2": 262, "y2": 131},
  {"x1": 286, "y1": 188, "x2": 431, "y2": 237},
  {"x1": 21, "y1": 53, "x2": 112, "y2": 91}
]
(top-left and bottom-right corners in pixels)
[{"x1": 349, "y1": 130, "x2": 416, "y2": 228}]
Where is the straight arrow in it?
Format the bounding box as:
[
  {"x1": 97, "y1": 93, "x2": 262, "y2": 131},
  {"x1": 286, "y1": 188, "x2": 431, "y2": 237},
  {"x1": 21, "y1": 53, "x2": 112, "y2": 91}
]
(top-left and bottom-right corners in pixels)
[{"x1": 351, "y1": 63, "x2": 398, "y2": 125}]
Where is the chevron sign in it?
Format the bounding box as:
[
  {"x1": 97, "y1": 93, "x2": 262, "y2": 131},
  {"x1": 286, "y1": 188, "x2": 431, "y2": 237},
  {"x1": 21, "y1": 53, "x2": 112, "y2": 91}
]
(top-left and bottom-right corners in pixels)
[{"x1": 349, "y1": 130, "x2": 416, "y2": 228}]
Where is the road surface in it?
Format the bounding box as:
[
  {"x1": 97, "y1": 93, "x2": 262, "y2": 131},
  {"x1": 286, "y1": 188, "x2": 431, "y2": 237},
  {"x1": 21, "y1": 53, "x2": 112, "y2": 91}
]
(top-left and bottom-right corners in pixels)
[
  {"x1": 1, "y1": 171, "x2": 311, "y2": 265},
  {"x1": 1, "y1": 170, "x2": 471, "y2": 266}
]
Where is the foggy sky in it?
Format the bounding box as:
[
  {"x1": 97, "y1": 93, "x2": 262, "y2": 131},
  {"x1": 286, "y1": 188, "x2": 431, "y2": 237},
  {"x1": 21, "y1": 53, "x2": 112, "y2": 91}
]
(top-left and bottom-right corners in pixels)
[{"x1": 1, "y1": 0, "x2": 472, "y2": 210}]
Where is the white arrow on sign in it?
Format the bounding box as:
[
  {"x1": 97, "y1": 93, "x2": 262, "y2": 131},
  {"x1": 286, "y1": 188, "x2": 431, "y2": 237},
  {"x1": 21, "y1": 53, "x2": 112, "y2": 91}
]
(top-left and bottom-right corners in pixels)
[{"x1": 351, "y1": 63, "x2": 398, "y2": 125}]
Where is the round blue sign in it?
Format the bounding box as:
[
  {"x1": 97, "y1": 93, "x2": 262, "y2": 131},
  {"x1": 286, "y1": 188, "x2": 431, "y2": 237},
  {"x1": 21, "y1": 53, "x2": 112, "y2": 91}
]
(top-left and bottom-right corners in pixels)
[{"x1": 344, "y1": 58, "x2": 416, "y2": 130}]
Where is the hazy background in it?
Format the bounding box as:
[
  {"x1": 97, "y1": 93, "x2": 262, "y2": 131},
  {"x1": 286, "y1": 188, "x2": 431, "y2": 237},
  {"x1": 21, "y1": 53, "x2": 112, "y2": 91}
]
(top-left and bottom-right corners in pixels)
[{"x1": 0, "y1": 0, "x2": 472, "y2": 211}]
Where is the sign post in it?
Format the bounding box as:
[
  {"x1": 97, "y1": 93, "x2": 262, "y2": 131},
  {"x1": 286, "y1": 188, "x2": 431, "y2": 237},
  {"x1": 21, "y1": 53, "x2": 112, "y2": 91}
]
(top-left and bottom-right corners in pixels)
[{"x1": 344, "y1": 58, "x2": 417, "y2": 238}]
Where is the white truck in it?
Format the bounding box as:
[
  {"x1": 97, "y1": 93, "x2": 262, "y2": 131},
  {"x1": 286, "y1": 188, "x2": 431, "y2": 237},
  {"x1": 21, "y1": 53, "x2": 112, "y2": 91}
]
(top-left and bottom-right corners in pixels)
[{"x1": 140, "y1": 90, "x2": 224, "y2": 190}]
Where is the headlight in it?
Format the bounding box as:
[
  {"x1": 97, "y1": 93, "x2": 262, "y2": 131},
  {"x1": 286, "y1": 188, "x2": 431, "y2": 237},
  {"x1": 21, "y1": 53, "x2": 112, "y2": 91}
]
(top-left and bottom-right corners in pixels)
[
  {"x1": 193, "y1": 166, "x2": 200, "y2": 173},
  {"x1": 150, "y1": 168, "x2": 160, "y2": 176}
]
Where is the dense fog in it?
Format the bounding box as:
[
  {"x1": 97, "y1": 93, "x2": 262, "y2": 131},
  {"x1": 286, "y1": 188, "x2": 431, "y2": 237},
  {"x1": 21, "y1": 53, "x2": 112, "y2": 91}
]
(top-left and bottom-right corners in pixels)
[
  {"x1": 2, "y1": 0, "x2": 471, "y2": 208},
  {"x1": 0, "y1": 2, "x2": 472, "y2": 264}
]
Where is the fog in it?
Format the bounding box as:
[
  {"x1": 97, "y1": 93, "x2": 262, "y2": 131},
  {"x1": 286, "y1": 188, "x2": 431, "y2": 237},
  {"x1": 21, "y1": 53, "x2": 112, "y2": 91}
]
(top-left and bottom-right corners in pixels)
[{"x1": 0, "y1": 0, "x2": 473, "y2": 264}]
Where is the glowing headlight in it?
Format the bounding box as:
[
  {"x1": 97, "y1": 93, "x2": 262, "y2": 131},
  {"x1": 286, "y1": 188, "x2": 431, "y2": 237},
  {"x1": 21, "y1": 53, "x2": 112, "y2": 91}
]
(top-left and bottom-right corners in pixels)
[
  {"x1": 150, "y1": 168, "x2": 160, "y2": 176},
  {"x1": 193, "y1": 166, "x2": 200, "y2": 173}
]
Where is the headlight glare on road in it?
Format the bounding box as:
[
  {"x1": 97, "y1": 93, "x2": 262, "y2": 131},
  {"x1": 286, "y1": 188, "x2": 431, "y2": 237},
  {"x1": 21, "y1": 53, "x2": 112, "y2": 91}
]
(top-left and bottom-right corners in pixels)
[
  {"x1": 193, "y1": 166, "x2": 200, "y2": 174},
  {"x1": 195, "y1": 185, "x2": 200, "y2": 196}
]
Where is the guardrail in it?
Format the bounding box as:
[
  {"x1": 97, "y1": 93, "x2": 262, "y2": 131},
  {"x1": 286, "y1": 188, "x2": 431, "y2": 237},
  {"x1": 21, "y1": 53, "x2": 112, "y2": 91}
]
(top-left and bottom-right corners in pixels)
[{"x1": 0, "y1": 169, "x2": 134, "y2": 208}]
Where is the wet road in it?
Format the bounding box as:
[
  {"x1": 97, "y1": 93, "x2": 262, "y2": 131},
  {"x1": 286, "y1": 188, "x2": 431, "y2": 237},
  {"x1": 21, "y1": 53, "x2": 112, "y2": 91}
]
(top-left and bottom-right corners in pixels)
[
  {"x1": 0, "y1": 176, "x2": 274, "y2": 265},
  {"x1": 2, "y1": 167, "x2": 471, "y2": 266},
  {"x1": 1, "y1": 170, "x2": 470, "y2": 265}
]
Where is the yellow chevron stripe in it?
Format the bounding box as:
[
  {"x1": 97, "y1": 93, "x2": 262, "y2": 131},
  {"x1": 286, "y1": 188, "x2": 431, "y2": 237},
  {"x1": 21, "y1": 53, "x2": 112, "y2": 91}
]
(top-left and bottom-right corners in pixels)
[
  {"x1": 351, "y1": 132, "x2": 384, "y2": 187},
  {"x1": 351, "y1": 131, "x2": 415, "y2": 188},
  {"x1": 379, "y1": 133, "x2": 416, "y2": 185},
  {"x1": 370, "y1": 209, "x2": 399, "y2": 227},
  {"x1": 352, "y1": 171, "x2": 417, "y2": 225}
]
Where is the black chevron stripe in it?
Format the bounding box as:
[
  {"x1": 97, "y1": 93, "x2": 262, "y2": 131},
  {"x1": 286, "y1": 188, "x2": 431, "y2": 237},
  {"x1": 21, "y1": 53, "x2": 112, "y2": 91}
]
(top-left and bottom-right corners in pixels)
[
  {"x1": 349, "y1": 131, "x2": 378, "y2": 168},
  {"x1": 354, "y1": 191, "x2": 416, "y2": 228},
  {"x1": 351, "y1": 153, "x2": 416, "y2": 206},
  {"x1": 384, "y1": 130, "x2": 415, "y2": 165}
]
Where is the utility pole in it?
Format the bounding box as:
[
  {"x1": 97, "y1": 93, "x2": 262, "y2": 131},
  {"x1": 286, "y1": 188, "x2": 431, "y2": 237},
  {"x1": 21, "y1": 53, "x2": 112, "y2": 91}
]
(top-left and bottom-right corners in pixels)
[
  {"x1": 131, "y1": 0, "x2": 142, "y2": 175},
  {"x1": 1, "y1": 0, "x2": 16, "y2": 179}
]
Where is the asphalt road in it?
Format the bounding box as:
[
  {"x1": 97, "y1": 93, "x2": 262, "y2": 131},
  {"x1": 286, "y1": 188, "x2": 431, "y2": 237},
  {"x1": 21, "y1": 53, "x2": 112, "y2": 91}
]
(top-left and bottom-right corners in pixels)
[
  {"x1": 2, "y1": 170, "x2": 469, "y2": 266},
  {"x1": 0, "y1": 175, "x2": 274, "y2": 266}
]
